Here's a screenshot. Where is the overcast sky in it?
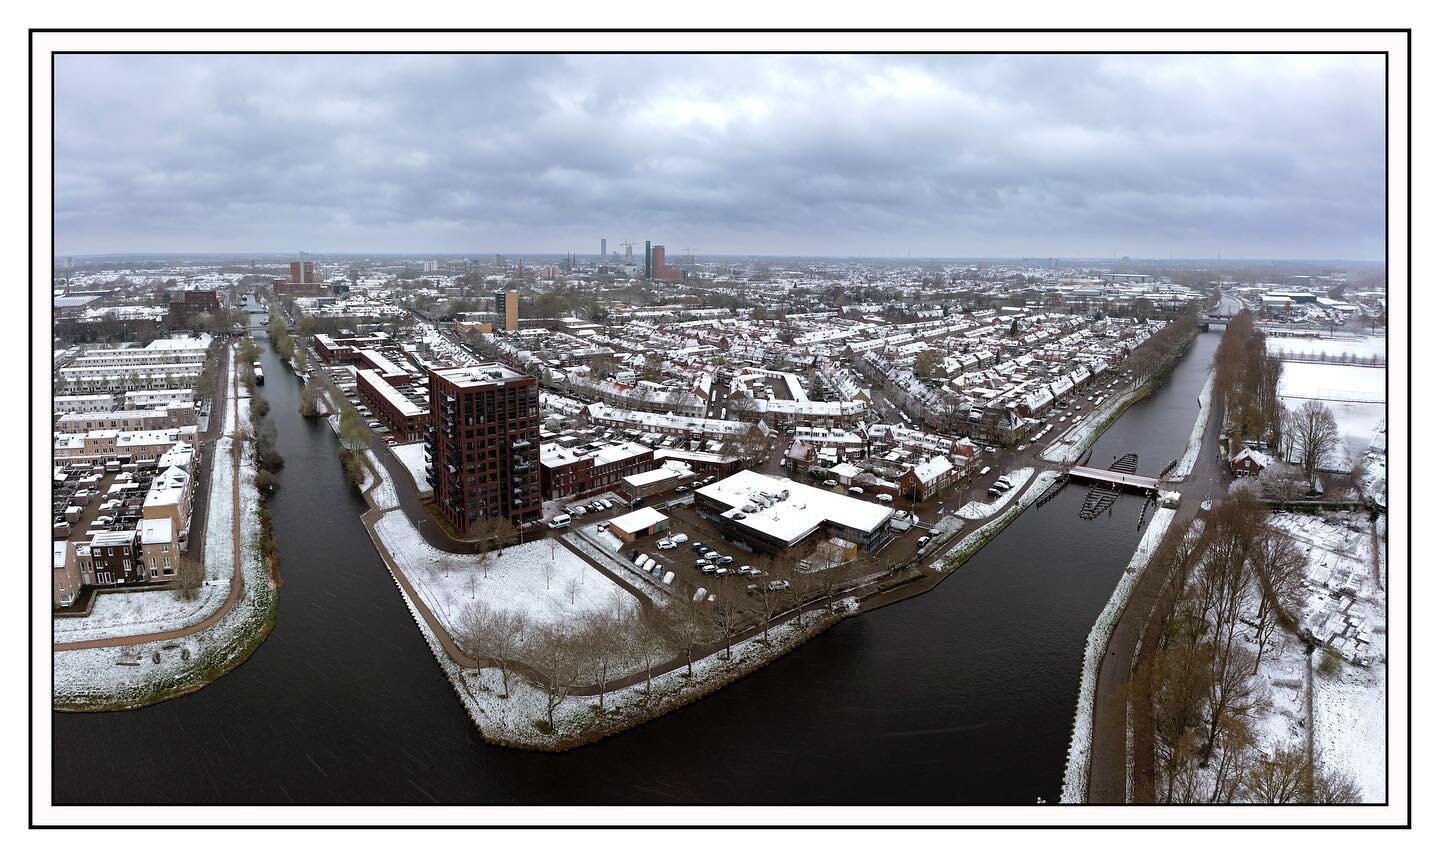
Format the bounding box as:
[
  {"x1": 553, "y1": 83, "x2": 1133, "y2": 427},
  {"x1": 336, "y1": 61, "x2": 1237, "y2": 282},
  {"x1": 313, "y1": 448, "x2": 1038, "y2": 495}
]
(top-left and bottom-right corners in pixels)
[{"x1": 53, "y1": 54, "x2": 1386, "y2": 260}]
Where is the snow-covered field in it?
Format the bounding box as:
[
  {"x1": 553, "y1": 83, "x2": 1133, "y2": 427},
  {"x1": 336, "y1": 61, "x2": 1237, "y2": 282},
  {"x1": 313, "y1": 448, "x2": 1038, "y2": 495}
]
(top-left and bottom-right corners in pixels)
[
  {"x1": 1267, "y1": 334, "x2": 1386, "y2": 360},
  {"x1": 53, "y1": 581, "x2": 230, "y2": 644},
  {"x1": 390, "y1": 442, "x2": 431, "y2": 493},
  {"x1": 364, "y1": 449, "x2": 399, "y2": 510},
  {"x1": 957, "y1": 467, "x2": 1033, "y2": 519},
  {"x1": 1059, "y1": 506, "x2": 1177, "y2": 803},
  {"x1": 1277, "y1": 362, "x2": 1386, "y2": 466},
  {"x1": 1314, "y1": 656, "x2": 1387, "y2": 801},
  {"x1": 1277, "y1": 362, "x2": 1384, "y2": 403},
  {"x1": 371, "y1": 510, "x2": 639, "y2": 637}
]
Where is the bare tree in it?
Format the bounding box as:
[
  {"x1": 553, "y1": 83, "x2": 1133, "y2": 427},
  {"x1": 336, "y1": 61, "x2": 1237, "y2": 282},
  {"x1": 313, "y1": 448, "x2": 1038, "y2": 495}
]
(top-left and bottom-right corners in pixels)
[
  {"x1": 1311, "y1": 760, "x2": 1363, "y2": 804},
  {"x1": 1287, "y1": 400, "x2": 1341, "y2": 485},
  {"x1": 708, "y1": 577, "x2": 755, "y2": 659},
  {"x1": 458, "y1": 604, "x2": 530, "y2": 697},
  {"x1": 661, "y1": 595, "x2": 713, "y2": 678},
  {"x1": 1250, "y1": 528, "x2": 1308, "y2": 673},
  {"x1": 577, "y1": 608, "x2": 627, "y2": 713},
  {"x1": 624, "y1": 607, "x2": 672, "y2": 699},
  {"x1": 1241, "y1": 745, "x2": 1311, "y2": 804},
  {"x1": 523, "y1": 622, "x2": 585, "y2": 732},
  {"x1": 749, "y1": 574, "x2": 784, "y2": 644},
  {"x1": 175, "y1": 556, "x2": 205, "y2": 601}
]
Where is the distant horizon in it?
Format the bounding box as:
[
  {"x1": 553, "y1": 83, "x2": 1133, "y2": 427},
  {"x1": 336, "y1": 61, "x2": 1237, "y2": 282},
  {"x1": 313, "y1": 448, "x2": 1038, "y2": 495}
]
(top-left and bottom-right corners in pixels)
[{"x1": 53, "y1": 250, "x2": 1386, "y2": 267}]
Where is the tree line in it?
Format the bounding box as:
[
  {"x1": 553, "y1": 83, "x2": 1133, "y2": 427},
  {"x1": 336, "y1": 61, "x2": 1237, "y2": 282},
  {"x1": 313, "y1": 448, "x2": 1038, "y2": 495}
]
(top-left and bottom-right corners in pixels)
[{"x1": 1138, "y1": 487, "x2": 1359, "y2": 803}]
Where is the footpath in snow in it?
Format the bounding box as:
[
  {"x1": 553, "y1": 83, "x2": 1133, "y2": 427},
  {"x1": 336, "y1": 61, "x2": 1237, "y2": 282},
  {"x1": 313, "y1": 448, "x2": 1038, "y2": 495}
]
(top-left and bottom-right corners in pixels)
[
  {"x1": 1169, "y1": 369, "x2": 1214, "y2": 481},
  {"x1": 1058, "y1": 505, "x2": 1177, "y2": 803}
]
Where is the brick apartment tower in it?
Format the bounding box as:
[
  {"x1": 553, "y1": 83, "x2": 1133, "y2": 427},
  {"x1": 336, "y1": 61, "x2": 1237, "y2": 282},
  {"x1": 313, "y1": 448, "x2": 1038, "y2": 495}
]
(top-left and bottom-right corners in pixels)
[
  {"x1": 425, "y1": 364, "x2": 541, "y2": 535},
  {"x1": 650, "y1": 245, "x2": 666, "y2": 281}
]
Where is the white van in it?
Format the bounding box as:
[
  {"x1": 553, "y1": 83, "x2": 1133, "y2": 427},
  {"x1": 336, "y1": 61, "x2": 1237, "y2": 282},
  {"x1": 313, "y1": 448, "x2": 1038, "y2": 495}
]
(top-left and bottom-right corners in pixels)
[
  {"x1": 548, "y1": 514, "x2": 572, "y2": 529},
  {"x1": 978, "y1": 466, "x2": 992, "y2": 476}
]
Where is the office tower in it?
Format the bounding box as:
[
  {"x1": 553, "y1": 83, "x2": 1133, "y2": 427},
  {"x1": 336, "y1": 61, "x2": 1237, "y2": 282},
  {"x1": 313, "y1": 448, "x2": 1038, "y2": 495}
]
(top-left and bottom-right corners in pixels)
[
  {"x1": 601, "y1": 238, "x2": 607, "y2": 258},
  {"x1": 651, "y1": 245, "x2": 666, "y2": 281},
  {"x1": 425, "y1": 364, "x2": 541, "y2": 534},
  {"x1": 644, "y1": 241, "x2": 651, "y2": 278}
]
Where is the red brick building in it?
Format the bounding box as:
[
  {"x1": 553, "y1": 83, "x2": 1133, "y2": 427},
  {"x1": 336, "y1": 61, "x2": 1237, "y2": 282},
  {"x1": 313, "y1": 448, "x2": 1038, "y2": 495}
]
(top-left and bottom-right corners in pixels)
[
  {"x1": 426, "y1": 364, "x2": 541, "y2": 533},
  {"x1": 167, "y1": 289, "x2": 221, "y2": 328},
  {"x1": 357, "y1": 369, "x2": 429, "y2": 441}
]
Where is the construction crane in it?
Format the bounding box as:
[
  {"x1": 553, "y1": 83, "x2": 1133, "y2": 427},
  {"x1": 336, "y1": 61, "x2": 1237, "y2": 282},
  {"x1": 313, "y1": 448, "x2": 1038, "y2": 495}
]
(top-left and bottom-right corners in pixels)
[
  {"x1": 679, "y1": 247, "x2": 700, "y2": 266},
  {"x1": 616, "y1": 240, "x2": 638, "y2": 263}
]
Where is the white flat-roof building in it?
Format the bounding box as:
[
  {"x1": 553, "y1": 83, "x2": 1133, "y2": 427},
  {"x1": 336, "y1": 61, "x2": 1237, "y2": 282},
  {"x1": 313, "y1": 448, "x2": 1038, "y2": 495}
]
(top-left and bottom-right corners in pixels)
[{"x1": 694, "y1": 469, "x2": 891, "y2": 553}]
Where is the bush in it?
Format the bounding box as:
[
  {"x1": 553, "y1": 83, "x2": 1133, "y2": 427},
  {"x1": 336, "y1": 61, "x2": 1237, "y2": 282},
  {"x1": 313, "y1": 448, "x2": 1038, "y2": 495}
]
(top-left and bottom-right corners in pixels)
[{"x1": 1318, "y1": 648, "x2": 1343, "y2": 676}]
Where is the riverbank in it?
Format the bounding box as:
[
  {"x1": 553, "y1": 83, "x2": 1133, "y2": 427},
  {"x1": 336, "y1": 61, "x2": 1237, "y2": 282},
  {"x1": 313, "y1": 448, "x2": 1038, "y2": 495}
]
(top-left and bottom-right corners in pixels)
[
  {"x1": 54, "y1": 351, "x2": 278, "y2": 712},
  {"x1": 1058, "y1": 504, "x2": 1178, "y2": 802},
  {"x1": 1170, "y1": 369, "x2": 1215, "y2": 481},
  {"x1": 1043, "y1": 329, "x2": 1201, "y2": 465}
]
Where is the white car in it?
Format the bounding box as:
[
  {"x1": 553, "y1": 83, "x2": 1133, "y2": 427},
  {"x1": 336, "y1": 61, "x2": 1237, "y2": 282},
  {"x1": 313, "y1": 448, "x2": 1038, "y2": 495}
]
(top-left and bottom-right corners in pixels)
[{"x1": 656, "y1": 539, "x2": 676, "y2": 550}]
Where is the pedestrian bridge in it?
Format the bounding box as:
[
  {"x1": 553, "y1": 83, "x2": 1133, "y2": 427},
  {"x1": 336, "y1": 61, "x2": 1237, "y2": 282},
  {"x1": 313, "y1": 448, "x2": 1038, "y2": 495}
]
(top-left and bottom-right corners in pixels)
[{"x1": 1067, "y1": 465, "x2": 1160, "y2": 492}]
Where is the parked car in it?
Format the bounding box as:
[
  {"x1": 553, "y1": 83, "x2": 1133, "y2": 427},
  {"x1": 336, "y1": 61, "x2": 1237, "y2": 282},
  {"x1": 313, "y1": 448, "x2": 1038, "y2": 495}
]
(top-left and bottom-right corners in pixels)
[
  {"x1": 691, "y1": 541, "x2": 705, "y2": 552},
  {"x1": 701, "y1": 564, "x2": 718, "y2": 574},
  {"x1": 668, "y1": 532, "x2": 688, "y2": 543},
  {"x1": 676, "y1": 485, "x2": 691, "y2": 493},
  {"x1": 848, "y1": 486, "x2": 864, "y2": 495},
  {"x1": 384, "y1": 436, "x2": 397, "y2": 446},
  {"x1": 704, "y1": 551, "x2": 720, "y2": 560},
  {"x1": 718, "y1": 555, "x2": 733, "y2": 564},
  {"x1": 595, "y1": 523, "x2": 607, "y2": 533},
  {"x1": 656, "y1": 539, "x2": 675, "y2": 550},
  {"x1": 917, "y1": 536, "x2": 931, "y2": 548},
  {"x1": 876, "y1": 493, "x2": 894, "y2": 503},
  {"x1": 767, "y1": 580, "x2": 791, "y2": 591},
  {"x1": 822, "y1": 479, "x2": 838, "y2": 487}
]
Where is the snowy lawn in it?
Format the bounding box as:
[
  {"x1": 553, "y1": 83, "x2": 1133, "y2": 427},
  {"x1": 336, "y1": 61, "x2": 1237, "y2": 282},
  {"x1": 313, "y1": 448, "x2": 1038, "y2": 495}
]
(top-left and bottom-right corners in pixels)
[
  {"x1": 54, "y1": 581, "x2": 230, "y2": 644},
  {"x1": 389, "y1": 442, "x2": 431, "y2": 493},
  {"x1": 372, "y1": 510, "x2": 640, "y2": 637},
  {"x1": 957, "y1": 467, "x2": 1033, "y2": 519},
  {"x1": 1314, "y1": 648, "x2": 1387, "y2": 801}
]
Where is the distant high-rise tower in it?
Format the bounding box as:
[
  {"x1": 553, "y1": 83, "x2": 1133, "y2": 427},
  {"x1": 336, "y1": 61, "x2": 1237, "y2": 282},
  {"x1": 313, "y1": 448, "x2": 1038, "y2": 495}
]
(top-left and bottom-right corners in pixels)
[
  {"x1": 644, "y1": 241, "x2": 652, "y2": 278},
  {"x1": 651, "y1": 245, "x2": 666, "y2": 281},
  {"x1": 601, "y1": 238, "x2": 607, "y2": 259}
]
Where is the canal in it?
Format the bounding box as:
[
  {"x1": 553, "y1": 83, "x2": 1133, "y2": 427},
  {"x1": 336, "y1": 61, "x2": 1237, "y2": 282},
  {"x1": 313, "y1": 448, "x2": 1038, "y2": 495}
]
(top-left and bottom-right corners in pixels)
[{"x1": 51, "y1": 321, "x2": 1220, "y2": 805}]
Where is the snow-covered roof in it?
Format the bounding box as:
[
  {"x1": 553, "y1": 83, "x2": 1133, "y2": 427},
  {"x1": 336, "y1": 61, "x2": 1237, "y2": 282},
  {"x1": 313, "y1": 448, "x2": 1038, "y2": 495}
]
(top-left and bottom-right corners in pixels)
[
  {"x1": 608, "y1": 506, "x2": 670, "y2": 534},
  {"x1": 140, "y1": 517, "x2": 173, "y2": 545},
  {"x1": 696, "y1": 470, "x2": 891, "y2": 545}
]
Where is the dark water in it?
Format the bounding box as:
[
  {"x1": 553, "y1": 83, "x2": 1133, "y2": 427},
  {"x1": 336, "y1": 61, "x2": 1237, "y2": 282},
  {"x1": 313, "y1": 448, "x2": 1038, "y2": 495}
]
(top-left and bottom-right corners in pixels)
[{"x1": 51, "y1": 326, "x2": 1220, "y2": 805}]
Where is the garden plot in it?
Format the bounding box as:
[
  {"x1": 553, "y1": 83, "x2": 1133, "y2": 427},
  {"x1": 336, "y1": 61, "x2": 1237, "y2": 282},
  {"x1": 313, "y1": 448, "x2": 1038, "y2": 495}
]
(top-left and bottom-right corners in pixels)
[{"x1": 54, "y1": 582, "x2": 230, "y2": 644}]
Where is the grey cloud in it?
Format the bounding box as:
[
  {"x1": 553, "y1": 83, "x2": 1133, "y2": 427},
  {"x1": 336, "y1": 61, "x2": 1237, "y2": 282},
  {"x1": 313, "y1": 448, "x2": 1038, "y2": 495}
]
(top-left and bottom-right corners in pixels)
[{"x1": 53, "y1": 53, "x2": 1385, "y2": 259}]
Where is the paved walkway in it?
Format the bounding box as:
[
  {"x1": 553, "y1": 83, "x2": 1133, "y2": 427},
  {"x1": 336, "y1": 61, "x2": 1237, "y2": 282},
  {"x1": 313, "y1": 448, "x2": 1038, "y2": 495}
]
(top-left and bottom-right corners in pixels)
[{"x1": 56, "y1": 343, "x2": 249, "y2": 652}]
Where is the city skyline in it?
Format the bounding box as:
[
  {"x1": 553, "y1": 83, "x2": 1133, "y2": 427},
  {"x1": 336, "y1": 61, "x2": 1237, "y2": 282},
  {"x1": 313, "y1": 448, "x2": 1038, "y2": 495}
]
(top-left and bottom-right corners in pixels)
[{"x1": 54, "y1": 54, "x2": 1386, "y2": 260}]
